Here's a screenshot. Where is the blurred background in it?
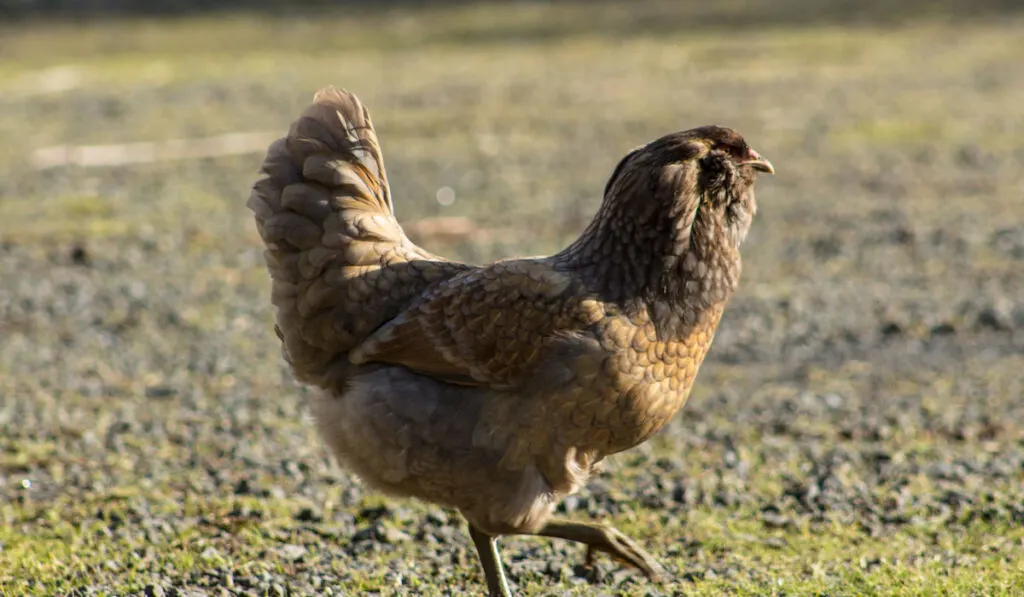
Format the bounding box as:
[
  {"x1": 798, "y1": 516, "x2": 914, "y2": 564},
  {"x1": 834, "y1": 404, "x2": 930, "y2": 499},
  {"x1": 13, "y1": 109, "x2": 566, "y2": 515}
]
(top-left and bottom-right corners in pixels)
[{"x1": 2, "y1": 1, "x2": 1023, "y2": 595}]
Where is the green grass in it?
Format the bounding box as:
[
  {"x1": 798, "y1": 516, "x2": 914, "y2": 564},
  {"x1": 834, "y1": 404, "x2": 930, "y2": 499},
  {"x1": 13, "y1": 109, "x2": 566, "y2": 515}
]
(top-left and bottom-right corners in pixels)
[{"x1": 4, "y1": 489, "x2": 1022, "y2": 595}]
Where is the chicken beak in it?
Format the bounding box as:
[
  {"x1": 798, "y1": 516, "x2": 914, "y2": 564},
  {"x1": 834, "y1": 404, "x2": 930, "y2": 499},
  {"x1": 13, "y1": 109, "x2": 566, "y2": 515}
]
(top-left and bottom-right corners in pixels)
[{"x1": 741, "y1": 149, "x2": 775, "y2": 175}]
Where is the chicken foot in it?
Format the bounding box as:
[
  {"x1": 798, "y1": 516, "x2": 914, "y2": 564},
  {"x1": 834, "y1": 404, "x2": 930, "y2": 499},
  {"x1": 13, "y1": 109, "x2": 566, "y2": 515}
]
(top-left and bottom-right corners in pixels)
[{"x1": 469, "y1": 519, "x2": 665, "y2": 597}]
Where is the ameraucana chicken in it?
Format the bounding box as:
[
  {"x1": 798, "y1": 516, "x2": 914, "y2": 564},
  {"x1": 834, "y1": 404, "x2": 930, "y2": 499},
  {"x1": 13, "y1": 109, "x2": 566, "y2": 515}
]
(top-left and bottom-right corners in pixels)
[{"x1": 247, "y1": 87, "x2": 773, "y2": 596}]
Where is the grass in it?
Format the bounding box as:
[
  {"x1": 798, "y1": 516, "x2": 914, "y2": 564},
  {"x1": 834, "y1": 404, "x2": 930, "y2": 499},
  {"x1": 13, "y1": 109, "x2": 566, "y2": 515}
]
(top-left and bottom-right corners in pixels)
[
  {"x1": 4, "y1": 470, "x2": 1023, "y2": 595},
  {"x1": 2, "y1": 1, "x2": 1023, "y2": 595}
]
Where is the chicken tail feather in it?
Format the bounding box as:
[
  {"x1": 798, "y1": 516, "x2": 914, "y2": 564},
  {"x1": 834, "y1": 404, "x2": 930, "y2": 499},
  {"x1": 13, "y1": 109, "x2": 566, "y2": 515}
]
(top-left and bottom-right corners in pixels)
[{"x1": 248, "y1": 87, "x2": 461, "y2": 389}]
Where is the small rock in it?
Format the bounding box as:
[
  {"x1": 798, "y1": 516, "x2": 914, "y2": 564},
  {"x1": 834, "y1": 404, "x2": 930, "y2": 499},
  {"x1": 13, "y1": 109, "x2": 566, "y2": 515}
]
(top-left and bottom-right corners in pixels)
[
  {"x1": 764, "y1": 537, "x2": 787, "y2": 549},
  {"x1": 311, "y1": 524, "x2": 346, "y2": 540},
  {"x1": 823, "y1": 393, "x2": 844, "y2": 409},
  {"x1": 261, "y1": 485, "x2": 287, "y2": 499},
  {"x1": 424, "y1": 507, "x2": 449, "y2": 526},
  {"x1": 761, "y1": 511, "x2": 795, "y2": 529},
  {"x1": 383, "y1": 526, "x2": 411, "y2": 544},
  {"x1": 278, "y1": 543, "x2": 307, "y2": 562}
]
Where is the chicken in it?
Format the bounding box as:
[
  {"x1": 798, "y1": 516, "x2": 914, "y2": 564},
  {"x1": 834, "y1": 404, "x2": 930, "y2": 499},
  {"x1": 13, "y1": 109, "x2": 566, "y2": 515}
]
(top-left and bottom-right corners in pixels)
[{"x1": 247, "y1": 87, "x2": 773, "y2": 596}]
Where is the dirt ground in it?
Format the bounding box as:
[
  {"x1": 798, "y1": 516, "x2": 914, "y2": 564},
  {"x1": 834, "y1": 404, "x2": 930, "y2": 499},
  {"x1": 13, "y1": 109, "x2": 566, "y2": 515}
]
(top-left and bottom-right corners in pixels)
[{"x1": 1, "y1": 2, "x2": 1023, "y2": 595}]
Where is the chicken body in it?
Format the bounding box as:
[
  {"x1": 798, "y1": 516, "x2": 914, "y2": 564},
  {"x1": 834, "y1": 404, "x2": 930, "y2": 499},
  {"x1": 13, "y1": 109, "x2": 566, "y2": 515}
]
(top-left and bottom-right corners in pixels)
[
  {"x1": 248, "y1": 88, "x2": 772, "y2": 595},
  {"x1": 315, "y1": 261, "x2": 724, "y2": 535}
]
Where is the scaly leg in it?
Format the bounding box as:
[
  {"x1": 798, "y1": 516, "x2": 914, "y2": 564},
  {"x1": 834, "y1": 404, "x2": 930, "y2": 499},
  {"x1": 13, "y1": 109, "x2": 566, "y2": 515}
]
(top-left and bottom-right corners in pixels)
[
  {"x1": 468, "y1": 524, "x2": 513, "y2": 597},
  {"x1": 534, "y1": 519, "x2": 666, "y2": 581}
]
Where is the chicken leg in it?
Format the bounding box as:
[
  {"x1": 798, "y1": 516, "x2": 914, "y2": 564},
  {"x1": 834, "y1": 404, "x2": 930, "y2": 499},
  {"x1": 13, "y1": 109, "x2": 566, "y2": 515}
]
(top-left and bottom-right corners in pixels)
[
  {"x1": 469, "y1": 525, "x2": 514, "y2": 597},
  {"x1": 469, "y1": 519, "x2": 666, "y2": 597}
]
